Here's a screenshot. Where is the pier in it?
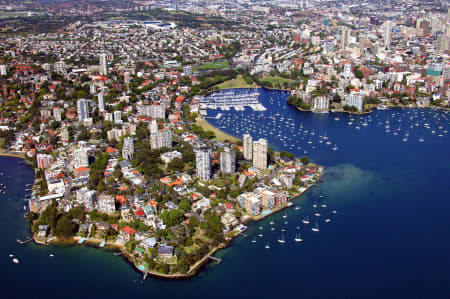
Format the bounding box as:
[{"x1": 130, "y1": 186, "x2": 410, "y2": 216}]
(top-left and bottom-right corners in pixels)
[
  {"x1": 16, "y1": 238, "x2": 33, "y2": 245},
  {"x1": 207, "y1": 256, "x2": 222, "y2": 264}
]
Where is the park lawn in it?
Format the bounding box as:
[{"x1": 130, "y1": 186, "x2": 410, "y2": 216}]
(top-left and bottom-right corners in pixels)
[
  {"x1": 194, "y1": 60, "x2": 229, "y2": 71},
  {"x1": 261, "y1": 76, "x2": 295, "y2": 86},
  {"x1": 214, "y1": 74, "x2": 259, "y2": 89},
  {"x1": 195, "y1": 118, "x2": 239, "y2": 143}
]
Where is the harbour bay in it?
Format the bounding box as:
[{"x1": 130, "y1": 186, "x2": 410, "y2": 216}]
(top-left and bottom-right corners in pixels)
[{"x1": 1, "y1": 88, "x2": 449, "y2": 298}]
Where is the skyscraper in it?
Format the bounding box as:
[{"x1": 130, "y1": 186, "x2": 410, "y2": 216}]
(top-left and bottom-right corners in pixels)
[
  {"x1": 243, "y1": 134, "x2": 253, "y2": 161},
  {"x1": 77, "y1": 98, "x2": 89, "y2": 122},
  {"x1": 98, "y1": 91, "x2": 105, "y2": 112},
  {"x1": 220, "y1": 147, "x2": 236, "y2": 174},
  {"x1": 195, "y1": 147, "x2": 212, "y2": 181},
  {"x1": 253, "y1": 138, "x2": 268, "y2": 169},
  {"x1": 384, "y1": 21, "x2": 393, "y2": 48},
  {"x1": 150, "y1": 129, "x2": 172, "y2": 150},
  {"x1": 340, "y1": 27, "x2": 351, "y2": 49},
  {"x1": 122, "y1": 137, "x2": 134, "y2": 160},
  {"x1": 99, "y1": 53, "x2": 108, "y2": 76}
]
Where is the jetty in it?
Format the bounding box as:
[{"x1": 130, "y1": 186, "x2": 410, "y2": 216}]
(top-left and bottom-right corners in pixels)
[
  {"x1": 207, "y1": 255, "x2": 222, "y2": 264},
  {"x1": 16, "y1": 238, "x2": 33, "y2": 245}
]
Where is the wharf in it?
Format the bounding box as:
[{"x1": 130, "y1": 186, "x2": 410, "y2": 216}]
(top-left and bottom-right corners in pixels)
[{"x1": 16, "y1": 238, "x2": 33, "y2": 245}]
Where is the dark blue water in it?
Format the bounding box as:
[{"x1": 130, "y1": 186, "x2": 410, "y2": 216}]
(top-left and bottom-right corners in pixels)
[{"x1": 1, "y1": 88, "x2": 450, "y2": 298}]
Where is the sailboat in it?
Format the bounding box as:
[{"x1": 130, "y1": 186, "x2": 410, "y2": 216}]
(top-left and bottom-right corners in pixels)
[
  {"x1": 294, "y1": 233, "x2": 303, "y2": 242},
  {"x1": 278, "y1": 234, "x2": 286, "y2": 243},
  {"x1": 312, "y1": 221, "x2": 320, "y2": 232}
]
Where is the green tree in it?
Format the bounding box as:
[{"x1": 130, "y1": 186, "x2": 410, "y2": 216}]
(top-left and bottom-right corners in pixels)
[{"x1": 54, "y1": 215, "x2": 77, "y2": 238}]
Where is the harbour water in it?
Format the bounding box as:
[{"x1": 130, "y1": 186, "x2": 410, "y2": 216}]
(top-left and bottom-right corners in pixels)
[{"x1": 1, "y1": 88, "x2": 450, "y2": 298}]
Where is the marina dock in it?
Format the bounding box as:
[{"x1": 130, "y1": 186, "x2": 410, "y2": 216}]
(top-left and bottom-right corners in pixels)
[
  {"x1": 16, "y1": 238, "x2": 33, "y2": 245},
  {"x1": 207, "y1": 256, "x2": 222, "y2": 264}
]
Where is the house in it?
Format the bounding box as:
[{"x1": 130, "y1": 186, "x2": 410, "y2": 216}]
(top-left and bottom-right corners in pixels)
[
  {"x1": 38, "y1": 225, "x2": 49, "y2": 237},
  {"x1": 158, "y1": 244, "x2": 174, "y2": 257},
  {"x1": 140, "y1": 237, "x2": 157, "y2": 250},
  {"x1": 120, "y1": 225, "x2": 136, "y2": 242}
]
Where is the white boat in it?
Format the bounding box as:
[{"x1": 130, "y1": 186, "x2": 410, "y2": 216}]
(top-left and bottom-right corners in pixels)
[
  {"x1": 312, "y1": 221, "x2": 320, "y2": 232},
  {"x1": 49, "y1": 254, "x2": 54, "y2": 257},
  {"x1": 294, "y1": 205, "x2": 300, "y2": 210},
  {"x1": 332, "y1": 144, "x2": 338, "y2": 151},
  {"x1": 314, "y1": 213, "x2": 321, "y2": 217},
  {"x1": 282, "y1": 212, "x2": 287, "y2": 219},
  {"x1": 419, "y1": 137, "x2": 424, "y2": 142},
  {"x1": 325, "y1": 219, "x2": 331, "y2": 223},
  {"x1": 12, "y1": 258, "x2": 19, "y2": 264},
  {"x1": 252, "y1": 237, "x2": 256, "y2": 243},
  {"x1": 265, "y1": 243, "x2": 270, "y2": 249},
  {"x1": 302, "y1": 216, "x2": 310, "y2": 224},
  {"x1": 258, "y1": 233, "x2": 263, "y2": 237},
  {"x1": 294, "y1": 233, "x2": 303, "y2": 242},
  {"x1": 269, "y1": 221, "x2": 274, "y2": 225},
  {"x1": 321, "y1": 204, "x2": 327, "y2": 208},
  {"x1": 9, "y1": 254, "x2": 13, "y2": 258},
  {"x1": 313, "y1": 202, "x2": 317, "y2": 208},
  {"x1": 278, "y1": 234, "x2": 286, "y2": 243},
  {"x1": 332, "y1": 210, "x2": 337, "y2": 214},
  {"x1": 270, "y1": 227, "x2": 275, "y2": 231}
]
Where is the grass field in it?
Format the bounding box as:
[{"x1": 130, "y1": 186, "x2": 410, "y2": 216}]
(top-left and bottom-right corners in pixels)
[
  {"x1": 260, "y1": 76, "x2": 295, "y2": 87},
  {"x1": 194, "y1": 60, "x2": 229, "y2": 71},
  {"x1": 214, "y1": 74, "x2": 259, "y2": 90},
  {"x1": 195, "y1": 118, "x2": 240, "y2": 143}
]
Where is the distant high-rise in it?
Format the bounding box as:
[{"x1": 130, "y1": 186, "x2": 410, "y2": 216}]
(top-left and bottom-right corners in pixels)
[
  {"x1": 149, "y1": 119, "x2": 159, "y2": 134},
  {"x1": 195, "y1": 147, "x2": 212, "y2": 181},
  {"x1": 243, "y1": 134, "x2": 253, "y2": 160},
  {"x1": 98, "y1": 92, "x2": 105, "y2": 112},
  {"x1": 0, "y1": 65, "x2": 7, "y2": 76},
  {"x1": 99, "y1": 53, "x2": 108, "y2": 76},
  {"x1": 253, "y1": 138, "x2": 268, "y2": 169},
  {"x1": 77, "y1": 98, "x2": 89, "y2": 122},
  {"x1": 74, "y1": 145, "x2": 89, "y2": 169},
  {"x1": 220, "y1": 147, "x2": 236, "y2": 174},
  {"x1": 124, "y1": 72, "x2": 130, "y2": 84},
  {"x1": 384, "y1": 21, "x2": 393, "y2": 48},
  {"x1": 340, "y1": 27, "x2": 351, "y2": 49},
  {"x1": 150, "y1": 129, "x2": 172, "y2": 150},
  {"x1": 122, "y1": 137, "x2": 134, "y2": 160}
]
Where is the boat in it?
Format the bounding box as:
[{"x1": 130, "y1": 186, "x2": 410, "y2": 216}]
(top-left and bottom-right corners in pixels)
[
  {"x1": 419, "y1": 137, "x2": 424, "y2": 142},
  {"x1": 252, "y1": 237, "x2": 256, "y2": 243},
  {"x1": 270, "y1": 227, "x2": 275, "y2": 231},
  {"x1": 294, "y1": 205, "x2": 300, "y2": 210},
  {"x1": 332, "y1": 144, "x2": 338, "y2": 151},
  {"x1": 332, "y1": 210, "x2": 337, "y2": 214},
  {"x1": 9, "y1": 254, "x2": 13, "y2": 258},
  {"x1": 321, "y1": 204, "x2": 327, "y2": 208},
  {"x1": 12, "y1": 258, "x2": 19, "y2": 264},
  {"x1": 314, "y1": 213, "x2": 321, "y2": 217},
  {"x1": 49, "y1": 254, "x2": 54, "y2": 257},
  {"x1": 313, "y1": 202, "x2": 317, "y2": 208},
  {"x1": 294, "y1": 233, "x2": 303, "y2": 242},
  {"x1": 269, "y1": 221, "x2": 274, "y2": 225},
  {"x1": 312, "y1": 221, "x2": 320, "y2": 232},
  {"x1": 265, "y1": 243, "x2": 270, "y2": 249},
  {"x1": 325, "y1": 219, "x2": 331, "y2": 223},
  {"x1": 302, "y1": 216, "x2": 310, "y2": 224},
  {"x1": 282, "y1": 212, "x2": 287, "y2": 219},
  {"x1": 278, "y1": 234, "x2": 286, "y2": 243},
  {"x1": 258, "y1": 233, "x2": 263, "y2": 237}
]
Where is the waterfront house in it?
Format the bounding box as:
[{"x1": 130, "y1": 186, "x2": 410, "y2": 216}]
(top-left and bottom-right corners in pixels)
[
  {"x1": 140, "y1": 237, "x2": 157, "y2": 250},
  {"x1": 120, "y1": 225, "x2": 136, "y2": 242},
  {"x1": 157, "y1": 244, "x2": 174, "y2": 258},
  {"x1": 38, "y1": 225, "x2": 49, "y2": 238}
]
